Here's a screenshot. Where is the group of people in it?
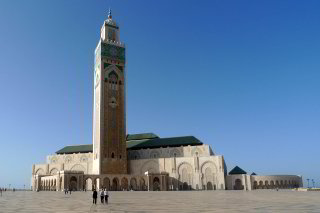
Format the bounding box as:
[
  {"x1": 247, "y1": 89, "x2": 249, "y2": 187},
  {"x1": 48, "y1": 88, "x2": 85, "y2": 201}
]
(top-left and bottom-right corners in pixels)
[
  {"x1": 63, "y1": 188, "x2": 72, "y2": 194},
  {"x1": 0, "y1": 188, "x2": 14, "y2": 196},
  {"x1": 92, "y1": 188, "x2": 109, "y2": 205}
]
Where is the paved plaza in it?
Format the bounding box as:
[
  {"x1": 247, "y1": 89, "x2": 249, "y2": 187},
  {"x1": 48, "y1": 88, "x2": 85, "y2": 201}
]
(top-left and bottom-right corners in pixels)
[{"x1": 0, "y1": 190, "x2": 320, "y2": 212}]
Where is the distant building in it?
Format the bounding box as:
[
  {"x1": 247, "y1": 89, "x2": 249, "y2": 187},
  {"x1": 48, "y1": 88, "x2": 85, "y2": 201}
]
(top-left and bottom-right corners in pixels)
[{"x1": 31, "y1": 11, "x2": 302, "y2": 191}]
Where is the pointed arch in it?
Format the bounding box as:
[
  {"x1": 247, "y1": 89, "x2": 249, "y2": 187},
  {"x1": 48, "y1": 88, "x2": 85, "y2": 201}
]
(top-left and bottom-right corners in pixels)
[
  {"x1": 35, "y1": 168, "x2": 45, "y2": 175},
  {"x1": 105, "y1": 65, "x2": 122, "y2": 79},
  {"x1": 200, "y1": 161, "x2": 218, "y2": 174},
  {"x1": 70, "y1": 164, "x2": 86, "y2": 173},
  {"x1": 140, "y1": 160, "x2": 163, "y2": 174},
  {"x1": 177, "y1": 162, "x2": 193, "y2": 190},
  {"x1": 50, "y1": 168, "x2": 59, "y2": 175}
]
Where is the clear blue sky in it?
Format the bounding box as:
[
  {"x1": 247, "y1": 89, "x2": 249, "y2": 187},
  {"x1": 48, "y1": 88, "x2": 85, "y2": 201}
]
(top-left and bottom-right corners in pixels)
[{"x1": 0, "y1": 0, "x2": 319, "y2": 188}]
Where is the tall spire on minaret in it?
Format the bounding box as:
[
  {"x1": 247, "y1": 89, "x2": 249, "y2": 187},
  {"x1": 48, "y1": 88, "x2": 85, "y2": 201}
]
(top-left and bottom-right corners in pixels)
[{"x1": 108, "y1": 8, "x2": 112, "y2": 19}]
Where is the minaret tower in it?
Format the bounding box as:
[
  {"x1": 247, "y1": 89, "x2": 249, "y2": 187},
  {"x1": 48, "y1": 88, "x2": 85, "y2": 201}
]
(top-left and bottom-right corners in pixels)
[{"x1": 92, "y1": 10, "x2": 127, "y2": 174}]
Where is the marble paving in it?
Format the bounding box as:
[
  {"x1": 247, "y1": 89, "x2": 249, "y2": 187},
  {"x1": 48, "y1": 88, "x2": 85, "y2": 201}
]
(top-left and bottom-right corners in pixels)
[{"x1": 0, "y1": 190, "x2": 320, "y2": 212}]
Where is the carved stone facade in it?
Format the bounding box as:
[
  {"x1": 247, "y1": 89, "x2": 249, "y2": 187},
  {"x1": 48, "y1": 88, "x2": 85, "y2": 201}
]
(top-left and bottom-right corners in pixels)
[{"x1": 32, "y1": 144, "x2": 225, "y2": 191}]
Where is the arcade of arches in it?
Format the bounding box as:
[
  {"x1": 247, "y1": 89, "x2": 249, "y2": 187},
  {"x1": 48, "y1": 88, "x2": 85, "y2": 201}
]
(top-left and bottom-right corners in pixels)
[{"x1": 34, "y1": 172, "x2": 169, "y2": 191}]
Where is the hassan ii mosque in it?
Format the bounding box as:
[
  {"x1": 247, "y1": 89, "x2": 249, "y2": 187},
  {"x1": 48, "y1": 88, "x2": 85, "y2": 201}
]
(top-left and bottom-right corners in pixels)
[{"x1": 32, "y1": 11, "x2": 302, "y2": 192}]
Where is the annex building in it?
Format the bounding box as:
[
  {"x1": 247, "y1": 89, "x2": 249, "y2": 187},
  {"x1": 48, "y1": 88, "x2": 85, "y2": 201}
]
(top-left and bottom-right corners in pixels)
[{"x1": 31, "y1": 11, "x2": 302, "y2": 192}]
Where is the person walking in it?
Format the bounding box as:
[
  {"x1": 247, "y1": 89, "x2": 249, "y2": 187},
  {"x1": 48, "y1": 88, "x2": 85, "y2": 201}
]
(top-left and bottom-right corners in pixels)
[
  {"x1": 92, "y1": 189, "x2": 97, "y2": 205},
  {"x1": 104, "y1": 189, "x2": 109, "y2": 204},
  {"x1": 100, "y1": 189, "x2": 104, "y2": 204}
]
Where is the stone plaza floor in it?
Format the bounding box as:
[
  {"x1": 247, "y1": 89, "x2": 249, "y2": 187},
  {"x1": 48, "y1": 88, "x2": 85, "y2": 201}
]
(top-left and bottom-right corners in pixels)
[{"x1": 0, "y1": 190, "x2": 320, "y2": 212}]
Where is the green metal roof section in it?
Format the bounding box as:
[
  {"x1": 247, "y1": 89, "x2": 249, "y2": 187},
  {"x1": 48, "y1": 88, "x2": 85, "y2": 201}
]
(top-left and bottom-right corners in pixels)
[
  {"x1": 229, "y1": 166, "x2": 247, "y2": 175},
  {"x1": 55, "y1": 135, "x2": 203, "y2": 154},
  {"x1": 56, "y1": 144, "x2": 93, "y2": 154},
  {"x1": 126, "y1": 133, "x2": 159, "y2": 141},
  {"x1": 251, "y1": 172, "x2": 257, "y2": 175},
  {"x1": 127, "y1": 136, "x2": 202, "y2": 150}
]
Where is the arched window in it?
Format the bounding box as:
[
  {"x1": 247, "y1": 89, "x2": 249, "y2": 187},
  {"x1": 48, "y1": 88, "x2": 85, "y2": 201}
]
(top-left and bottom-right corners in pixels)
[
  {"x1": 108, "y1": 71, "x2": 118, "y2": 90},
  {"x1": 111, "y1": 153, "x2": 115, "y2": 158}
]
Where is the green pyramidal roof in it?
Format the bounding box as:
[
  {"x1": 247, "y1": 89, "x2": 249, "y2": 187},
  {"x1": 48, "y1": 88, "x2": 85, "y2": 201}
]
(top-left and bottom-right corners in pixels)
[
  {"x1": 229, "y1": 166, "x2": 247, "y2": 175},
  {"x1": 56, "y1": 134, "x2": 203, "y2": 154}
]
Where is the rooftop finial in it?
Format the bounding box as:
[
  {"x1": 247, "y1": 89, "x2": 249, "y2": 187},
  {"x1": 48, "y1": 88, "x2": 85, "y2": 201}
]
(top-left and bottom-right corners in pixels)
[{"x1": 108, "y1": 8, "x2": 112, "y2": 19}]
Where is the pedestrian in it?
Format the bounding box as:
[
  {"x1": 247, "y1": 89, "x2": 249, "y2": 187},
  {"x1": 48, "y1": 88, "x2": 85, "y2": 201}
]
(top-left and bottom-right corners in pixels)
[
  {"x1": 69, "y1": 189, "x2": 72, "y2": 195},
  {"x1": 0, "y1": 188, "x2": 2, "y2": 197},
  {"x1": 100, "y1": 189, "x2": 104, "y2": 204},
  {"x1": 104, "y1": 189, "x2": 109, "y2": 204},
  {"x1": 92, "y1": 189, "x2": 97, "y2": 205}
]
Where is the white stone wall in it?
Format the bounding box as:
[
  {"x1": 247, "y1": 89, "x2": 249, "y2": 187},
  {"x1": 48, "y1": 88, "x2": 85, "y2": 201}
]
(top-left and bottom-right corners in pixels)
[
  {"x1": 128, "y1": 144, "x2": 213, "y2": 160},
  {"x1": 129, "y1": 146, "x2": 225, "y2": 190},
  {"x1": 226, "y1": 174, "x2": 303, "y2": 190},
  {"x1": 33, "y1": 153, "x2": 93, "y2": 176},
  {"x1": 226, "y1": 174, "x2": 250, "y2": 190},
  {"x1": 46, "y1": 153, "x2": 93, "y2": 165},
  {"x1": 33, "y1": 145, "x2": 225, "y2": 191},
  {"x1": 251, "y1": 175, "x2": 303, "y2": 188}
]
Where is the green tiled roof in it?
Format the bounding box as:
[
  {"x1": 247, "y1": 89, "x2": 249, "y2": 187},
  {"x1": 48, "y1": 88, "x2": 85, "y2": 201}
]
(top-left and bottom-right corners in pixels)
[
  {"x1": 126, "y1": 133, "x2": 159, "y2": 141},
  {"x1": 55, "y1": 135, "x2": 203, "y2": 154},
  {"x1": 127, "y1": 136, "x2": 202, "y2": 150},
  {"x1": 56, "y1": 145, "x2": 93, "y2": 154},
  {"x1": 229, "y1": 166, "x2": 247, "y2": 175}
]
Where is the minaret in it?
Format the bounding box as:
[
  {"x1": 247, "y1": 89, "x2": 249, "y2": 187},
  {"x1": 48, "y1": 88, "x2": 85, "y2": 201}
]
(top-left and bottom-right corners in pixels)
[{"x1": 92, "y1": 10, "x2": 127, "y2": 174}]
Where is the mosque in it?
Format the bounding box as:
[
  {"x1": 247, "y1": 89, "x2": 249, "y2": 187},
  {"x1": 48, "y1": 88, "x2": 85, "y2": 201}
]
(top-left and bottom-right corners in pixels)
[{"x1": 31, "y1": 11, "x2": 303, "y2": 191}]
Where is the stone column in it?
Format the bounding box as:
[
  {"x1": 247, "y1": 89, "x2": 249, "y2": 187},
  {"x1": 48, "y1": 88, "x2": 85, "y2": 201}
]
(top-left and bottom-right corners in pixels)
[
  {"x1": 61, "y1": 176, "x2": 65, "y2": 191},
  {"x1": 37, "y1": 177, "x2": 41, "y2": 191},
  {"x1": 149, "y1": 175, "x2": 152, "y2": 191},
  {"x1": 57, "y1": 175, "x2": 61, "y2": 191},
  {"x1": 77, "y1": 175, "x2": 81, "y2": 191},
  {"x1": 46, "y1": 164, "x2": 49, "y2": 175}
]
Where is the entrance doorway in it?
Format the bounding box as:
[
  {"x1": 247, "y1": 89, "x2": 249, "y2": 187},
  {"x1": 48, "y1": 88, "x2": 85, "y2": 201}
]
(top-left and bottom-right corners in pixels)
[
  {"x1": 234, "y1": 179, "x2": 244, "y2": 190},
  {"x1": 207, "y1": 181, "x2": 213, "y2": 190},
  {"x1": 112, "y1": 178, "x2": 119, "y2": 191},
  {"x1": 153, "y1": 177, "x2": 160, "y2": 191},
  {"x1": 69, "y1": 176, "x2": 77, "y2": 191}
]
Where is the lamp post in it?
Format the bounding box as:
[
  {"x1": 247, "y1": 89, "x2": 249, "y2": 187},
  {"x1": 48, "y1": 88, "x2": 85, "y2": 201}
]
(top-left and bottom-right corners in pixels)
[{"x1": 307, "y1": 179, "x2": 310, "y2": 188}]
